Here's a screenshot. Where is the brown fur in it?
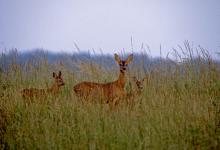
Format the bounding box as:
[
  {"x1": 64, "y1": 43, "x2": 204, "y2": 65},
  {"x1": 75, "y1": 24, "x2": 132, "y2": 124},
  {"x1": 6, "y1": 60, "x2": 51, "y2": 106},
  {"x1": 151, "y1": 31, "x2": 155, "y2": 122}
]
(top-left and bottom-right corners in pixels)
[
  {"x1": 73, "y1": 54, "x2": 133, "y2": 105},
  {"x1": 126, "y1": 76, "x2": 146, "y2": 106},
  {"x1": 21, "y1": 71, "x2": 65, "y2": 100}
]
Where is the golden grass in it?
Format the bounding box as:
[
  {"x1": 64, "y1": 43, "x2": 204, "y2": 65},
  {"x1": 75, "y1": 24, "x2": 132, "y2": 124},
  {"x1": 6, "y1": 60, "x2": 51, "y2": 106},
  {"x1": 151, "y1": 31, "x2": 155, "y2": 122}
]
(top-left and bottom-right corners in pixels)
[{"x1": 0, "y1": 46, "x2": 220, "y2": 149}]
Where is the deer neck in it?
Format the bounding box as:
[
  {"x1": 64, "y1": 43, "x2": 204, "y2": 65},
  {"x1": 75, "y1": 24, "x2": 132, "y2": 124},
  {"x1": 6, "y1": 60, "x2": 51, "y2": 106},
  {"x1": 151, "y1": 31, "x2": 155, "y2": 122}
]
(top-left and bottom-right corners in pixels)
[
  {"x1": 136, "y1": 90, "x2": 142, "y2": 96},
  {"x1": 116, "y1": 71, "x2": 126, "y2": 88},
  {"x1": 47, "y1": 83, "x2": 59, "y2": 95}
]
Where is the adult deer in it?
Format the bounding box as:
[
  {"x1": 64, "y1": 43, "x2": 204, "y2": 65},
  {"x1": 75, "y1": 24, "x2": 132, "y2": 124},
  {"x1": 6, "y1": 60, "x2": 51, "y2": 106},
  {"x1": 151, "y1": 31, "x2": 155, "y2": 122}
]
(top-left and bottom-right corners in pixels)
[
  {"x1": 73, "y1": 54, "x2": 133, "y2": 106},
  {"x1": 21, "y1": 71, "x2": 65, "y2": 100}
]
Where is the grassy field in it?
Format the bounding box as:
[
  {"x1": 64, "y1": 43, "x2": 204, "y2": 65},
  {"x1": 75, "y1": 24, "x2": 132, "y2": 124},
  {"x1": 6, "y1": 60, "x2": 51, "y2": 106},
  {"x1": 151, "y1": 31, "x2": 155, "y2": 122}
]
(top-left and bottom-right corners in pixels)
[{"x1": 1, "y1": 46, "x2": 220, "y2": 149}]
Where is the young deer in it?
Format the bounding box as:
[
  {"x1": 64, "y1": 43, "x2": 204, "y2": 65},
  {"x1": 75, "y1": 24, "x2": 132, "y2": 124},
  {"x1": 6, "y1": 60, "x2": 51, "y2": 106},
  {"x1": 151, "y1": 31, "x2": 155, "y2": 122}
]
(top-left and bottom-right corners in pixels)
[
  {"x1": 21, "y1": 71, "x2": 65, "y2": 100},
  {"x1": 126, "y1": 76, "x2": 146, "y2": 106},
  {"x1": 73, "y1": 54, "x2": 133, "y2": 105}
]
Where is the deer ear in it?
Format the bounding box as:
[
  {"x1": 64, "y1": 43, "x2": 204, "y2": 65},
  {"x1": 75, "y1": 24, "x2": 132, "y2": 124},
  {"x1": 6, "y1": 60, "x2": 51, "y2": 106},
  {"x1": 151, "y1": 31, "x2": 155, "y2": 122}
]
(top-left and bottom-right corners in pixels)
[
  {"x1": 114, "y1": 53, "x2": 121, "y2": 64},
  {"x1": 58, "y1": 71, "x2": 62, "y2": 77},
  {"x1": 132, "y1": 76, "x2": 137, "y2": 81},
  {"x1": 125, "y1": 54, "x2": 133, "y2": 65},
  {"x1": 53, "y1": 72, "x2": 56, "y2": 78}
]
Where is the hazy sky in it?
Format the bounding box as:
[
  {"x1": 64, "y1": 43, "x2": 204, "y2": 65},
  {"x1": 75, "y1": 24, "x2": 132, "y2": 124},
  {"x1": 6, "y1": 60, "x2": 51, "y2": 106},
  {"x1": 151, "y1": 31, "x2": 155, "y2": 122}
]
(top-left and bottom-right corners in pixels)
[{"x1": 0, "y1": 0, "x2": 220, "y2": 56}]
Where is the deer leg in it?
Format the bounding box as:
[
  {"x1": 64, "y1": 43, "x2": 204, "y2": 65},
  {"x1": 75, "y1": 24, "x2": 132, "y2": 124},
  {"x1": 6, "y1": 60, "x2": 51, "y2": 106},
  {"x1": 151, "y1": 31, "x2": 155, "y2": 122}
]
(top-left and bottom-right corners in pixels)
[{"x1": 113, "y1": 97, "x2": 120, "y2": 106}]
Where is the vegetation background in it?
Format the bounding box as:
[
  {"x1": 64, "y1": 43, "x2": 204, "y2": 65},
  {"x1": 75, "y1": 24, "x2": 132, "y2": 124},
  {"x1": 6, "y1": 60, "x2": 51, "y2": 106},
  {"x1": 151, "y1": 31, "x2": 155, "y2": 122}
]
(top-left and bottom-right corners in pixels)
[{"x1": 0, "y1": 42, "x2": 220, "y2": 149}]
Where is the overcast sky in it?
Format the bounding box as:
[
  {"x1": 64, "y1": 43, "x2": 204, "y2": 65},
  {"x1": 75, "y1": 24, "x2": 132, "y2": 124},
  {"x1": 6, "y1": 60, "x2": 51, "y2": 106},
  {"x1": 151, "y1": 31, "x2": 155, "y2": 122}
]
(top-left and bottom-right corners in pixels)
[{"x1": 0, "y1": 0, "x2": 220, "y2": 56}]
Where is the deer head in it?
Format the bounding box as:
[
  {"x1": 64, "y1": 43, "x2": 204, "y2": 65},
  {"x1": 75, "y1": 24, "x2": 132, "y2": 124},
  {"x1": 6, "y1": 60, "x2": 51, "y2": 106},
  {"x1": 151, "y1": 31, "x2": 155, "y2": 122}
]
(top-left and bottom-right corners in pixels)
[
  {"x1": 114, "y1": 54, "x2": 133, "y2": 73},
  {"x1": 133, "y1": 76, "x2": 145, "y2": 91},
  {"x1": 53, "y1": 71, "x2": 65, "y2": 87}
]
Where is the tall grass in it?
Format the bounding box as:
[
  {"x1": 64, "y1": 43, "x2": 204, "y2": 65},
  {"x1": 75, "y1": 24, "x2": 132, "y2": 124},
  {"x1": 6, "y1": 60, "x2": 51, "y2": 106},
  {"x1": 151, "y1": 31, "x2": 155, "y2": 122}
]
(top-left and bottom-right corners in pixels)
[{"x1": 0, "y1": 43, "x2": 220, "y2": 149}]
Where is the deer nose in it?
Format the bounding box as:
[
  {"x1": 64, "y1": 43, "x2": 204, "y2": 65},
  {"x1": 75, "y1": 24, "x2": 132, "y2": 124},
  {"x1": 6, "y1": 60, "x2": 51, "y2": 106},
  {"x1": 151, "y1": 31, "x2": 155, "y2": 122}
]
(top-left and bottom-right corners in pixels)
[{"x1": 139, "y1": 86, "x2": 143, "y2": 89}]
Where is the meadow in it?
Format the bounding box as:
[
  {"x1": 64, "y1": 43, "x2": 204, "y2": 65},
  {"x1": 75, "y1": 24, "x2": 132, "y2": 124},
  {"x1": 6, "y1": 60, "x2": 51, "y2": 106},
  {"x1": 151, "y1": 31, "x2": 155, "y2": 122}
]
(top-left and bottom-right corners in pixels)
[{"x1": 0, "y1": 43, "x2": 220, "y2": 149}]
